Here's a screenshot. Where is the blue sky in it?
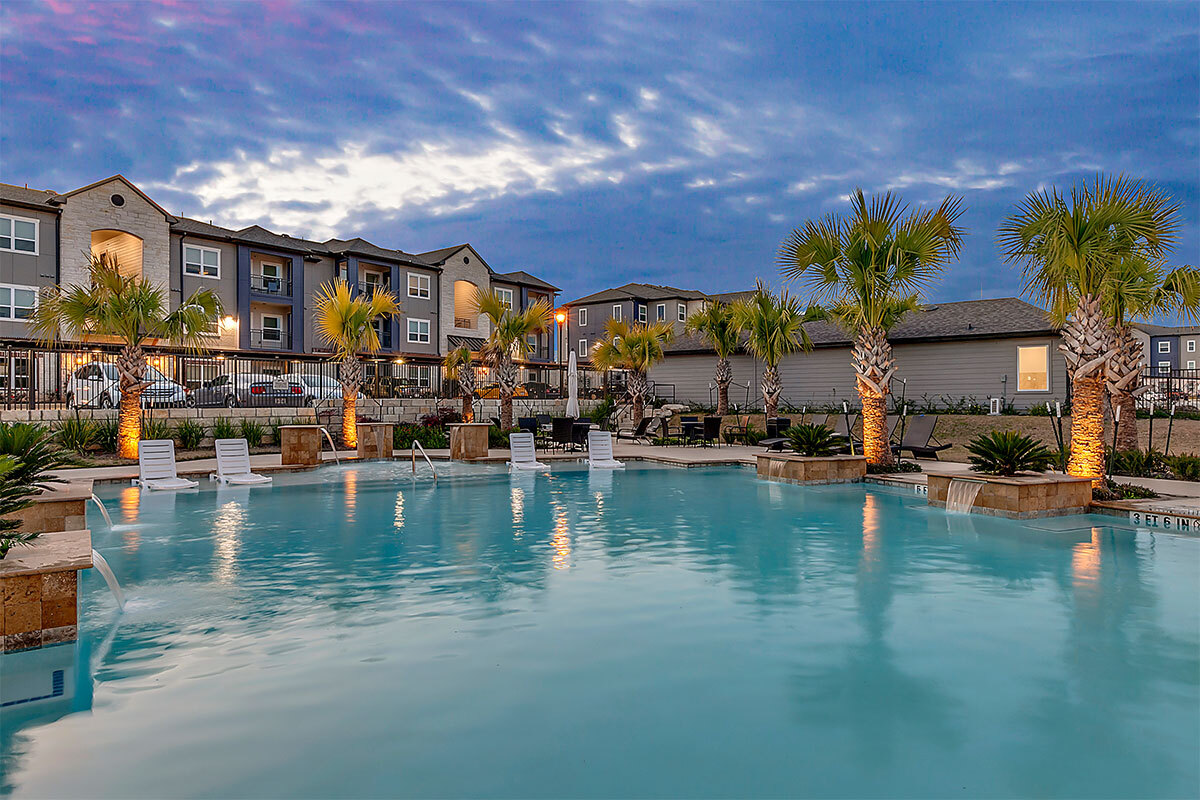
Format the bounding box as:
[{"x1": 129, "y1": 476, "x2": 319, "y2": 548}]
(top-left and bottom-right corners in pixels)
[{"x1": 2, "y1": 1, "x2": 1197, "y2": 306}]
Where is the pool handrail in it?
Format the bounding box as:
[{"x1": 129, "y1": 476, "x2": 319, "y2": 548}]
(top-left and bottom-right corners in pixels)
[{"x1": 412, "y1": 441, "x2": 438, "y2": 480}]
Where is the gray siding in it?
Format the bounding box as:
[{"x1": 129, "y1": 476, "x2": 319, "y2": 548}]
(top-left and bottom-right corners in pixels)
[
  {"x1": 169, "y1": 233, "x2": 238, "y2": 315},
  {"x1": 567, "y1": 297, "x2": 693, "y2": 359},
  {"x1": 0, "y1": 203, "x2": 58, "y2": 341},
  {"x1": 651, "y1": 335, "x2": 1068, "y2": 410},
  {"x1": 302, "y1": 255, "x2": 339, "y2": 353},
  {"x1": 399, "y1": 264, "x2": 440, "y2": 357}
]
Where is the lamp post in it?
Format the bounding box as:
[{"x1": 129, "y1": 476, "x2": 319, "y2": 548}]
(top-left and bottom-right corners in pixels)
[{"x1": 555, "y1": 309, "x2": 567, "y2": 396}]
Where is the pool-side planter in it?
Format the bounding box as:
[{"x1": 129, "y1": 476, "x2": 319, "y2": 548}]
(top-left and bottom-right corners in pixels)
[
  {"x1": 926, "y1": 473, "x2": 1093, "y2": 518},
  {"x1": 448, "y1": 422, "x2": 490, "y2": 460},
  {"x1": 356, "y1": 422, "x2": 394, "y2": 460},
  {"x1": 756, "y1": 453, "x2": 867, "y2": 485},
  {"x1": 280, "y1": 425, "x2": 323, "y2": 466},
  {"x1": 1, "y1": 529, "x2": 92, "y2": 652}
]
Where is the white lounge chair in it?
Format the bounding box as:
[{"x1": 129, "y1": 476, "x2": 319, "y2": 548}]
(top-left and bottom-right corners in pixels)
[
  {"x1": 210, "y1": 438, "x2": 272, "y2": 485},
  {"x1": 135, "y1": 440, "x2": 199, "y2": 490},
  {"x1": 507, "y1": 432, "x2": 548, "y2": 470},
  {"x1": 587, "y1": 430, "x2": 625, "y2": 469}
]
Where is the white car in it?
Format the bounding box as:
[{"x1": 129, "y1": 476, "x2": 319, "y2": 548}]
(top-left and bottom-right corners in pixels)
[{"x1": 66, "y1": 362, "x2": 188, "y2": 408}]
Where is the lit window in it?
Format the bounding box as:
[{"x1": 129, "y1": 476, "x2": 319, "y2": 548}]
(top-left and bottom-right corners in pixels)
[
  {"x1": 656, "y1": 303, "x2": 666, "y2": 321},
  {"x1": 184, "y1": 245, "x2": 220, "y2": 278},
  {"x1": 408, "y1": 318, "x2": 430, "y2": 344},
  {"x1": 579, "y1": 339, "x2": 587, "y2": 355},
  {"x1": 0, "y1": 284, "x2": 38, "y2": 320},
  {"x1": 495, "y1": 288, "x2": 513, "y2": 309},
  {"x1": 678, "y1": 303, "x2": 686, "y2": 322},
  {"x1": 612, "y1": 304, "x2": 622, "y2": 321},
  {"x1": 0, "y1": 215, "x2": 37, "y2": 254},
  {"x1": 1016, "y1": 345, "x2": 1049, "y2": 391},
  {"x1": 578, "y1": 308, "x2": 587, "y2": 327},
  {"x1": 637, "y1": 304, "x2": 647, "y2": 323},
  {"x1": 1158, "y1": 341, "x2": 1171, "y2": 353},
  {"x1": 408, "y1": 273, "x2": 430, "y2": 299}
]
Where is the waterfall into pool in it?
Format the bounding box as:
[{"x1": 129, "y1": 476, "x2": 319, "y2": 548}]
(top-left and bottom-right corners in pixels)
[
  {"x1": 945, "y1": 478, "x2": 983, "y2": 513},
  {"x1": 90, "y1": 549, "x2": 125, "y2": 611}
]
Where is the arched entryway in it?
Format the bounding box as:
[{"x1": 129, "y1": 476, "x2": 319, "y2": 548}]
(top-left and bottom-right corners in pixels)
[
  {"x1": 453, "y1": 280, "x2": 479, "y2": 329},
  {"x1": 91, "y1": 230, "x2": 144, "y2": 279}
]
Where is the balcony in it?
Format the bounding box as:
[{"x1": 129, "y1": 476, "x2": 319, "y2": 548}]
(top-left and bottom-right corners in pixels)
[
  {"x1": 357, "y1": 281, "x2": 391, "y2": 297},
  {"x1": 250, "y1": 274, "x2": 292, "y2": 297},
  {"x1": 250, "y1": 329, "x2": 292, "y2": 350}
]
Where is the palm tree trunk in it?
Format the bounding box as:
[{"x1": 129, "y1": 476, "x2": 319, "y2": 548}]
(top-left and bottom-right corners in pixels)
[
  {"x1": 715, "y1": 357, "x2": 731, "y2": 417},
  {"x1": 115, "y1": 344, "x2": 149, "y2": 459},
  {"x1": 628, "y1": 370, "x2": 648, "y2": 424},
  {"x1": 498, "y1": 354, "x2": 516, "y2": 429},
  {"x1": 852, "y1": 327, "x2": 897, "y2": 467},
  {"x1": 761, "y1": 365, "x2": 781, "y2": 418},
  {"x1": 1108, "y1": 324, "x2": 1143, "y2": 452},
  {"x1": 1061, "y1": 294, "x2": 1113, "y2": 482},
  {"x1": 461, "y1": 392, "x2": 473, "y2": 422},
  {"x1": 339, "y1": 354, "x2": 362, "y2": 448}
]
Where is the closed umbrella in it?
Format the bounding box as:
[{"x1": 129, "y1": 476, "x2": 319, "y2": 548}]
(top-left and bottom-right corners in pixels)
[{"x1": 566, "y1": 350, "x2": 580, "y2": 418}]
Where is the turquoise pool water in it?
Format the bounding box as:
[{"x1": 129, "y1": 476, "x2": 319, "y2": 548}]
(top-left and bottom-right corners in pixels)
[{"x1": 1, "y1": 463, "x2": 1197, "y2": 798}]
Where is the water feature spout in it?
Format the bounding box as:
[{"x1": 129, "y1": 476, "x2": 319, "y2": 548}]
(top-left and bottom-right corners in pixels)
[
  {"x1": 945, "y1": 478, "x2": 984, "y2": 514},
  {"x1": 318, "y1": 427, "x2": 340, "y2": 465},
  {"x1": 90, "y1": 493, "x2": 113, "y2": 528},
  {"x1": 90, "y1": 549, "x2": 126, "y2": 611}
]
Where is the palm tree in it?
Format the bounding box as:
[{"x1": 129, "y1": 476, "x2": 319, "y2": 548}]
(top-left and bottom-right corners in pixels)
[
  {"x1": 592, "y1": 319, "x2": 675, "y2": 424},
  {"x1": 778, "y1": 190, "x2": 964, "y2": 466},
  {"x1": 684, "y1": 301, "x2": 742, "y2": 416},
  {"x1": 29, "y1": 253, "x2": 221, "y2": 459},
  {"x1": 1104, "y1": 255, "x2": 1199, "y2": 450},
  {"x1": 313, "y1": 279, "x2": 400, "y2": 448},
  {"x1": 999, "y1": 176, "x2": 1181, "y2": 480},
  {"x1": 444, "y1": 346, "x2": 477, "y2": 421},
  {"x1": 473, "y1": 291, "x2": 553, "y2": 430},
  {"x1": 730, "y1": 283, "x2": 819, "y2": 419}
]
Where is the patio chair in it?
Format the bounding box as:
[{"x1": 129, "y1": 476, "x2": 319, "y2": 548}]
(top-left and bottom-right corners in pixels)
[
  {"x1": 507, "y1": 432, "x2": 548, "y2": 471},
  {"x1": 760, "y1": 417, "x2": 793, "y2": 452},
  {"x1": 587, "y1": 430, "x2": 625, "y2": 469},
  {"x1": 210, "y1": 438, "x2": 272, "y2": 485},
  {"x1": 135, "y1": 440, "x2": 199, "y2": 491},
  {"x1": 893, "y1": 414, "x2": 952, "y2": 460},
  {"x1": 517, "y1": 417, "x2": 539, "y2": 436},
  {"x1": 551, "y1": 417, "x2": 577, "y2": 451},
  {"x1": 722, "y1": 415, "x2": 752, "y2": 444},
  {"x1": 616, "y1": 416, "x2": 654, "y2": 442},
  {"x1": 691, "y1": 415, "x2": 722, "y2": 447}
]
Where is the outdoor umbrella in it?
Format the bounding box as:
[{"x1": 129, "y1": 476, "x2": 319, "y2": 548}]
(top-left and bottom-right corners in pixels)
[{"x1": 566, "y1": 350, "x2": 580, "y2": 418}]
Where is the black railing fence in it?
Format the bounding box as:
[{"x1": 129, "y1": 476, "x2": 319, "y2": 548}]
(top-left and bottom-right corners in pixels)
[
  {"x1": 1138, "y1": 368, "x2": 1200, "y2": 410},
  {"x1": 0, "y1": 344, "x2": 614, "y2": 410}
]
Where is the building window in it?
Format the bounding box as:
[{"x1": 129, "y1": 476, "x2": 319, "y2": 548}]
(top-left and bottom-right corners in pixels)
[
  {"x1": 578, "y1": 339, "x2": 587, "y2": 355},
  {"x1": 1016, "y1": 344, "x2": 1049, "y2": 392},
  {"x1": 0, "y1": 215, "x2": 38, "y2": 255},
  {"x1": 1187, "y1": 361, "x2": 1195, "y2": 369},
  {"x1": 184, "y1": 244, "x2": 220, "y2": 278},
  {"x1": 1158, "y1": 362, "x2": 1171, "y2": 374},
  {"x1": 408, "y1": 318, "x2": 431, "y2": 344},
  {"x1": 678, "y1": 303, "x2": 686, "y2": 322},
  {"x1": 578, "y1": 308, "x2": 587, "y2": 327},
  {"x1": 612, "y1": 304, "x2": 622, "y2": 321},
  {"x1": 495, "y1": 287, "x2": 513, "y2": 309},
  {"x1": 1188, "y1": 340, "x2": 1196, "y2": 353},
  {"x1": 1158, "y1": 340, "x2": 1171, "y2": 353},
  {"x1": 407, "y1": 273, "x2": 430, "y2": 299},
  {"x1": 260, "y1": 314, "x2": 283, "y2": 343},
  {"x1": 0, "y1": 284, "x2": 38, "y2": 320},
  {"x1": 637, "y1": 304, "x2": 647, "y2": 323},
  {"x1": 656, "y1": 303, "x2": 666, "y2": 321}
]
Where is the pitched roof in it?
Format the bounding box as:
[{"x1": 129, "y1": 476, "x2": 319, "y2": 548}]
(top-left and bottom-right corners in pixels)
[
  {"x1": 492, "y1": 270, "x2": 560, "y2": 292},
  {"x1": 415, "y1": 244, "x2": 472, "y2": 265},
  {"x1": 171, "y1": 217, "x2": 238, "y2": 239},
  {"x1": 62, "y1": 175, "x2": 176, "y2": 221},
  {"x1": 667, "y1": 297, "x2": 1058, "y2": 353},
  {"x1": 1133, "y1": 323, "x2": 1200, "y2": 337},
  {"x1": 232, "y1": 225, "x2": 329, "y2": 255},
  {"x1": 323, "y1": 237, "x2": 437, "y2": 268},
  {"x1": 566, "y1": 282, "x2": 708, "y2": 305},
  {"x1": 0, "y1": 182, "x2": 60, "y2": 210}
]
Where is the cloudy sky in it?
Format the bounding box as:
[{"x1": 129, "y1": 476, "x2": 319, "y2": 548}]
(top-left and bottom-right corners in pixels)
[{"x1": 2, "y1": 1, "x2": 1197, "y2": 304}]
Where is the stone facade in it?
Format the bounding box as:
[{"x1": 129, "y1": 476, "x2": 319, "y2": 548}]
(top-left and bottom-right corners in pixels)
[
  {"x1": 280, "y1": 425, "x2": 323, "y2": 466},
  {"x1": 926, "y1": 473, "x2": 1093, "y2": 518},
  {"x1": 0, "y1": 529, "x2": 91, "y2": 652},
  {"x1": 356, "y1": 423, "x2": 394, "y2": 459},
  {"x1": 436, "y1": 246, "x2": 494, "y2": 354},
  {"x1": 59, "y1": 177, "x2": 172, "y2": 290},
  {"x1": 756, "y1": 454, "x2": 867, "y2": 485}
]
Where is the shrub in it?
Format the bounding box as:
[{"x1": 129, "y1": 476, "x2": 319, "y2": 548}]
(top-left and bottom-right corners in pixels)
[
  {"x1": 785, "y1": 423, "x2": 839, "y2": 457},
  {"x1": 268, "y1": 417, "x2": 283, "y2": 446},
  {"x1": 0, "y1": 425, "x2": 76, "y2": 559},
  {"x1": 1093, "y1": 478, "x2": 1159, "y2": 502},
  {"x1": 588, "y1": 396, "x2": 616, "y2": 426},
  {"x1": 56, "y1": 416, "x2": 97, "y2": 453},
  {"x1": 212, "y1": 417, "x2": 238, "y2": 440},
  {"x1": 176, "y1": 418, "x2": 205, "y2": 450},
  {"x1": 419, "y1": 407, "x2": 463, "y2": 428},
  {"x1": 394, "y1": 423, "x2": 449, "y2": 449},
  {"x1": 238, "y1": 419, "x2": 266, "y2": 448},
  {"x1": 967, "y1": 431, "x2": 1054, "y2": 476},
  {"x1": 867, "y1": 460, "x2": 922, "y2": 474},
  {"x1": 1109, "y1": 448, "x2": 1171, "y2": 479},
  {"x1": 488, "y1": 425, "x2": 520, "y2": 448},
  {"x1": 1168, "y1": 454, "x2": 1200, "y2": 482},
  {"x1": 141, "y1": 418, "x2": 173, "y2": 442},
  {"x1": 94, "y1": 420, "x2": 119, "y2": 453}
]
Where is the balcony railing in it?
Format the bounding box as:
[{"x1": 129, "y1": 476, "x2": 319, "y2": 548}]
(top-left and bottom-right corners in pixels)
[
  {"x1": 250, "y1": 274, "x2": 292, "y2": 296},
  {"x1": 357, "y1": 282, "x2": 391, "y2": 297},
  {"x1": 454, "y1": 317, "x2": 475, "y2": 330},
  {"x1": 250, "y1": 329, "x2": 292, "y2": 349}
]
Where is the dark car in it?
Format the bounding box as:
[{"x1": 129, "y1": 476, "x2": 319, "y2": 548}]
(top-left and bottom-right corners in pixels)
[{"x1": 187, "y1": 373, "x2": 306, "y2": 408}]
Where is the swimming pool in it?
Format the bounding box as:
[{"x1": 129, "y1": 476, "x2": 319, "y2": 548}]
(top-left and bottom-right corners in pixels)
[{"x1": 2, "y1": 463, "x2": 1197, "y2": 798}]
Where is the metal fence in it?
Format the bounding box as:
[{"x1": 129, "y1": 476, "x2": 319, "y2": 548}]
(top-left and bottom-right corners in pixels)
[
  {"x1": 0, "y1": 344, "x2": 613, "y2": 410},
  {"x1": 1139, "y1": 368, "x2": 1200, "y2": 410}
]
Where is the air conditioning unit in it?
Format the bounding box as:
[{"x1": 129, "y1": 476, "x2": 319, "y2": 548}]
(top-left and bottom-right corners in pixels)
[{"x1": 989, "y1": 397, "x2": 1003, "y2": 416}]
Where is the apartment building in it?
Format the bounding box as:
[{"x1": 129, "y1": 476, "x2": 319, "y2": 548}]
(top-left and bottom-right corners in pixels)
[
  {"x1": 0, "y1": 176, "x2": 560, "y2": 389},
  {"x1": 1132, "y1": 324, "x2": 1200, "y2": 373},
  {"x1": 561, "y1": 283, "x2": 709, "y2": 362}
]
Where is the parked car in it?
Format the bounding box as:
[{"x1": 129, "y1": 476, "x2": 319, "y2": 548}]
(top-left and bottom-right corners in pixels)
[
  {"x1": 290, "y1": 374, "x2": 368, "y2": 406},
  {"x1": 66, "y1": 362, "x2": 188, "y2": 408},
  {"x1": 187, "y1": 373, "x2": 306, "y2": 408},
  {"x1": 476, "y1": 383, "x2": 530, "y2": 399}
]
